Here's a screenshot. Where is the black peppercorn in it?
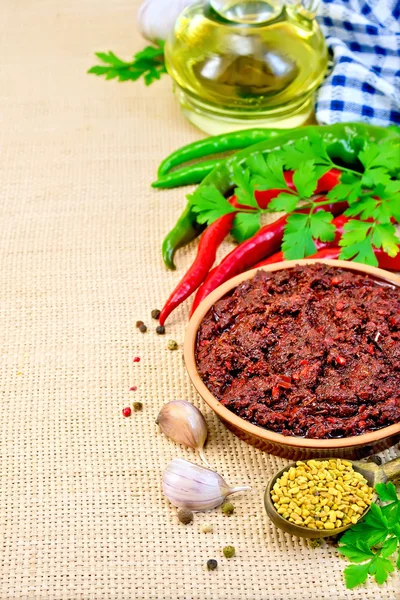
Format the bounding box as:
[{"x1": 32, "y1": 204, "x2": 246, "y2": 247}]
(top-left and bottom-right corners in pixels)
[
  {"x1": 151, "y1": 309, "x2": 161, "y2": 320},
  {"x1": 136, "y1": 320, "x2": 144, "y2": 328},
  {"x1": 139, "y1": 323, "x2": 147, "y2": 333},
  {"x1": 156, "y1": 325, "x2": 165, "y2": 335},
  {"x1": 207, "y1": 559, "x2": 218, "y2": 571}
]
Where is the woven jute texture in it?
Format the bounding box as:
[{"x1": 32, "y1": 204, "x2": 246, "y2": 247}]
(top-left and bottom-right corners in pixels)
[{"x1": 0, "y1": 1, "x2": 399, "y2": 599}]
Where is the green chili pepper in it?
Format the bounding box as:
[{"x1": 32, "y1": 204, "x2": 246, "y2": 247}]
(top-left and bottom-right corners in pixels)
[
  {"x1": 161, "y1": 123, "x2": 399, "y2": 269},
  {"x1": 162, "y1": 203, "x2": 204, "y2": 270},
  {"x1": 152, "y1": 158, "x2": 222, "y2": 189},
  {"x1": 157, "y1": 128, "x2": 284, "y2": 177}
]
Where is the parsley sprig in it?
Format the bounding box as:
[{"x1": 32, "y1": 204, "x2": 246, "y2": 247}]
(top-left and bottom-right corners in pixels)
[
  {"x1": 88, "y1": 41, "x2": 167, "y2": 85},
  {"x1": 190, "y1": 134, "x2": 400, "y2": 265},
  {"x1": 338, "y1": 482, "x2": 400, "y2": 589}
]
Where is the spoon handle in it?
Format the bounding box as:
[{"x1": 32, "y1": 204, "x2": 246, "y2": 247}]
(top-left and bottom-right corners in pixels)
[{"x1": 382, "y1": 457, "x2": 400, "y2": 482}]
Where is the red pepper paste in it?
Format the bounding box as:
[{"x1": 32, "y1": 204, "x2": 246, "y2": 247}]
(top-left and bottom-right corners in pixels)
[{"x1": 195, "y1": 264, "x2": 400, "y2": 439}]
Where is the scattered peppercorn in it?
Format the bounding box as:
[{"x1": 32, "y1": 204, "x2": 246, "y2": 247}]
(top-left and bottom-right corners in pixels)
[
  {"x1": 132, "y1": 401, "x2": 143, "y2": 411},
  {"x1": 177, "y1": 508, "x2": 193, "y2": 525},
  {"x1": 139, "y1": 323, "x2": 147, "y2": 333},
  {"x1": 151, "y1": 309, "x2": 161, "y2": 320},
  {"x1": 122, "y1": 407, "x2": 132, "y2": 417},
  {"x1": 223, "y1": 545, "x2": 235, "y2": 558},
  {"x1": 221, "y1": 502, "x2": 234, "y2": 516},
  {"x1": 133, "y1": 357, "x2": 141, "y2": 363},
  {"x1": 207, "y1": 559, "x2": 218, "y2": 571},
  {"x1": 156, "y1": 325, "x2": 165, "y2": 335},
  {"x1": 136, "y1": 320, "x2": 144, "y2": 328},
  {"x1": 129, "y1": 386, "x2": 137, "y2": 391},
  {"x1": 309, "y1": 538, "x2": 322, "y2": 549},
  {"x1": 168, "y1": 340, "x2": 178, "y2": 351},
  {"x1": 200, "y1": 523, "x2": 213, "y2": 534}
]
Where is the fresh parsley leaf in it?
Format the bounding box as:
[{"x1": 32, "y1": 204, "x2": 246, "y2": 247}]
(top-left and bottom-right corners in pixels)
[
  {"x1": 327, "y1": 172, "x2": 362, "y2": 203},
  {"x1": 372, "y1": 556, "x2": 394, "y2": 585},
  {"x1": 309, "y1": 210, "x2": 335, "y2": 242},
  {"x1": 292, "y1": 160, "x2": 318, "y2": 198},
  {"x1": 344, "y1": 195, "x2": 378, "y2": 220},
  {"x1": 340, "y1": 238, "x2": 378, "y2": 267},
  {"x1": 338, "y1": 541, "x2": 375, "y2": 563},
  {"x1": 268, "y1": 192, "x2": 299, "y2": 213},
  {"x1": 280, "y1": 133, "x2": 331, "y2": 171},
  {"x1": 232, "y1": 166, "x2": 258, "y2": 208},
  {"x1": 282, "y1": 213, "x2": 316, "y2": 259},
  {"x1": 88, "y1": 42, "x2": 167, "y2": 85},
  {"x1": 190, "y1": 187, "x2": 236, "y2": 225},
  {"x1": 359, "y1": 139, "x2": 400, "y2": 171},
  {"x1": 381, "y1": 537, "x2": 398, "y2": 559},
  {"x1": 231, "y1": 212, "x2": 261, "y2": 243},
  {"x1": 343, "y1": 563, "x2": 370, "y2": 589},
  {"x1": 362, "y1": 167, "x2": 392, "y2": 188},
  {"x1": 250, "y1": 153, "x2": 288, "y2": 191},
  {"x1": 372, "y1": 223, "x2": 400, "y2": 257}
]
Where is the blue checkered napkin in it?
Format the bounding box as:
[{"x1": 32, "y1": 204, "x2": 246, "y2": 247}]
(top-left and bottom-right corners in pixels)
[{"x1": 315, "y1": 0, "x2": 400, "y2": 126}]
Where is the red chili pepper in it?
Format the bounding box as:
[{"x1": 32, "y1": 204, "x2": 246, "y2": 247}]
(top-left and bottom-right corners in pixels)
[
  {"x1": 190, "y1": 200, "x2": 348, "y2": 315},
  {"x1": 255, "y1": 168, "x2": 341, "y2": 209},
  {"x1": 307, "y1": 246, "x2": 400, "y2": 270},
  {"x1": 159, "y1": 196, "x2": 252, "y2": 325},
  {"x1": 254, "y1": 214, "x2": 350, "y2": 268}
]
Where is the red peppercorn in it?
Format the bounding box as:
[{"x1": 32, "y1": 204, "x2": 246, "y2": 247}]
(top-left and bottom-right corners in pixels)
[
  {"x1": 133, "y1": 357, "x2": 140, "y2": 363},
  {"x1": 122, "y1": 407, "x2": 132, "y2": 417},
  {"x1": 130, "y1": 386, "x2": 137, "y2": 391}
]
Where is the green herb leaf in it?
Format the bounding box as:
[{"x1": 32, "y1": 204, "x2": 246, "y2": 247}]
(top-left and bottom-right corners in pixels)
[
  {"x1": 327, "y1": 172, "x2": 362, "y2": 203},
  {"x1": 372, "y1": 556, "x2": 394, "y2": 585},
  {"x1": 381, "y1": 537, "x2": 398, "y2": 559},
  {"x1": 338, "y1": 541, "x2": 375, "y2": 563},
  {"x1": 343, "y1": 562, "x2": 370, "y2": 589},
  {"x1": 231, "y1": 212, "x2": 261, "y2": 243},
  {"x1": 268, "y1": 192, "x2": 299, "y2": 213},
  {"x1": 372, "y1": 223, "x2": 400, "y2": 257},
  {"x1": 250, "y1": 153, "x2": 288, "y2": 191},
  {"x1": 88, "y1": 42, "x2": 167, "y2": 85},
  {"x1": 292, "y1": 160, "x2": 318, "y2": 198},
  {"x1": 359, "y1": 139, "x2": 400, "y2": 171},
  {"x1": 309, "y1": 210, "x2": 335, "y2": 242},
  {"x1": 190, "y1": 187, "x2": 237, "y2": 225},
  {"x1": 280, "y1": 133, "x2": 331, "y2": 171},
  {"x1": 282, "y1": 213, "x2": 316, "y2": 259},
  {"x1": 232, "y1": 166, "x2": 258, "y2": 208}
]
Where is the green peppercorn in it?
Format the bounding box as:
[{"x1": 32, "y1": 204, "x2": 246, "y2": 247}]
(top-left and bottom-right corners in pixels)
[
  {"x1": 168, "y1": 340, "x2": 178, "y2": 351},
  {"x1": 223, "y1": 545, "x2": 235, "y2": 558},
  {"x1": 221, "y1": 502, "x2": 234, "y2": 516},
  {"x1": 139, "y1": 323, "x2": 147, "y2": 333},
  {"x1": 309, "y1": 538, "x2": 322, "y2": 549},
  {"x1": 177, "y1": 508, "x2": 193, "y2": 525},
  {"x1": 151, "y1": 309, "x2": 161, "y2": 320},
  {"x1": 136, "y1": 320, "x2": 144, "y2": 328},
  {"x1": 132, "y1": 402, "x2": 143, "y2": 411},
  {"x1": 207, "y1": 559, "x2": 218, "y2": 571},
  {"x1": 156, "y1": 325, "x2": 165, "y2": 335}
]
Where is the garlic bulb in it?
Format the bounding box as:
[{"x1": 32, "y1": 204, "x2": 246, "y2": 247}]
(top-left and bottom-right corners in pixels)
[
  {"x1": 156, "y1": 400, "x2": 211, "y2": 468},
  {"x1": 137, "y1": 0, "x2": 199, "y2": 42},
  {"x1": 162, "y1": 458, "x2": 251, "y2": 511}
]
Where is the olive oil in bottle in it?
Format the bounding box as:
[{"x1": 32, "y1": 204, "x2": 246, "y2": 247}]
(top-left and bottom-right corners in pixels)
[{"x1": 165, "y1": 0, "x2": 328, "y2": 133}]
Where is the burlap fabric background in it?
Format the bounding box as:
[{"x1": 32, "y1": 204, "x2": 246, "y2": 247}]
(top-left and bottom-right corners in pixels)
[{"x1": 0, "y1": 1, "x2": 399, "y2": 598}]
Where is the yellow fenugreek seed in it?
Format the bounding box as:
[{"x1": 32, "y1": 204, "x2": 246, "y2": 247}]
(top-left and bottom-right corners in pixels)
[{"x1": 324, "y1": 522, "x2": 335, "y2": 530}]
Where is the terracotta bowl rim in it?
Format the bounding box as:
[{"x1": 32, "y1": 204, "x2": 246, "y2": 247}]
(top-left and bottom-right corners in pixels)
[{"x1": 183, "y1": 259, "x2": 400, "y2": 450}]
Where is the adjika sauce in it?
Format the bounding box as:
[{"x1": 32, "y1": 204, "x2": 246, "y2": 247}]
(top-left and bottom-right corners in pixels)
[{"x1": 195, "y1": 264, "x2": 400, "y2": 439}]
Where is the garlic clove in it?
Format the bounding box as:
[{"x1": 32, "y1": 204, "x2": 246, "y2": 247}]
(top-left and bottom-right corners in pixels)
[
  {"x1": 137, "y1": 0, "x2": 199, "y2": 42},
  {"x1": 156, "y1": 400, "x2": 211, "y2": 468},
  {"x1": 162, "y1": 458, "x2": 251, "y2": 511}
]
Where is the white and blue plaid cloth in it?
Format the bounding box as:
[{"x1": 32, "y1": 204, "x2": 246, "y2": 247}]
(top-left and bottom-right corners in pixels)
[{"x1": 316, "y1": 0, "x2": 400, "y2": 125}]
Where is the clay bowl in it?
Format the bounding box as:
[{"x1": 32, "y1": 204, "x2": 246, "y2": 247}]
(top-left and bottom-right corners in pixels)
[{"x1": 183, "y1": 259, "x2": 400, "y2": 460}]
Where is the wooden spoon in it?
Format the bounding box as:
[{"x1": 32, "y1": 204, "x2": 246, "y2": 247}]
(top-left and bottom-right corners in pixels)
[{"x1": 264, "y1": 457, "x2": 400, "y2": 539}]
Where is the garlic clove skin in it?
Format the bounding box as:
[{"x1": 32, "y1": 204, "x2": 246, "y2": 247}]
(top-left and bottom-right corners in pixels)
[
  {"x1": 156, "y1": 401, "x2": 211, "y2": 468},
  {"x1": 137, "y1": 0, "x2": 200, "y2": 42},
  {"x1": 162, "y1": 458, "x2": 251, "y2": 511}
]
